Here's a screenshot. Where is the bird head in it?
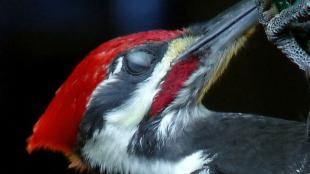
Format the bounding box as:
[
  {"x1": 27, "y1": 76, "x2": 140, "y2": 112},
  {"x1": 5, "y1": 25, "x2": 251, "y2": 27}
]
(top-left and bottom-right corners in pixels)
[{"x1": 27, "y1": 0, "x2": 257, "y2": 173}]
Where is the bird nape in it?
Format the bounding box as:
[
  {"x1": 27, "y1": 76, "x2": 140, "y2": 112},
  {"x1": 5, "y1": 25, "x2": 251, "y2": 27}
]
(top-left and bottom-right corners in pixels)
[{"x1": 27, "y1": 0, "x2": 310, "y2": 174}]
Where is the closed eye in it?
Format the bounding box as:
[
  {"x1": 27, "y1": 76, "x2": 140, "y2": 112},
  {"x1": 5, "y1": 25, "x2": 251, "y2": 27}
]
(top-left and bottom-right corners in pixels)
[{"x1": 125, "y1": 51, "x2": 154, "y2": 75}]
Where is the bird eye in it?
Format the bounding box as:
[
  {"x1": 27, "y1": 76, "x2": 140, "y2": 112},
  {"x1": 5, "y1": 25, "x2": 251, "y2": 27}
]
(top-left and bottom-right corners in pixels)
[{"x1": 125, "y1": 51, "x2": 154, "y2": 75}]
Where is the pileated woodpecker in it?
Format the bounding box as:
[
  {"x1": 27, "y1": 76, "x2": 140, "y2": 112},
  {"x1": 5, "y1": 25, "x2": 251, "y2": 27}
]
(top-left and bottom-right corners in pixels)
[{"x1": 27, "y1": 0, "x2": 310, "y2": 173}]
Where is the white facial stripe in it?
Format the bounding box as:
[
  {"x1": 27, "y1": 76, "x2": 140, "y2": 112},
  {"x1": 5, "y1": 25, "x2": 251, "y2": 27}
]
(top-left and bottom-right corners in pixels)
[
  {"x1": 105, "y1": 75, "x2": 161, "y2": 127},
  {"x1": 105, "y1": 37, "x2": 196, "y2": 128},
  {"x1": 113, "y1": 57, "x2": 123, "y2": 74}
]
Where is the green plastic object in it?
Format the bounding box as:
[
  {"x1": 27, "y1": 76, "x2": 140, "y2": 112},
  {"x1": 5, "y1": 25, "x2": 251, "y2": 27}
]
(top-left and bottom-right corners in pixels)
[
  {"x1": 274, "y1": 0, "x2": 303, "y2": 11},
  {"x1": 274, "y1": 0, "x2": 291, "y2": 11}
]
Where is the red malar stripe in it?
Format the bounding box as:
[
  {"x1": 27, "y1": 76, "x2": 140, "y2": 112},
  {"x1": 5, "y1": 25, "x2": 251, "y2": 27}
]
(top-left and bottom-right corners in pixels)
[{"x1": 150, "y1": 56, "x2": 199, "y2": 116}]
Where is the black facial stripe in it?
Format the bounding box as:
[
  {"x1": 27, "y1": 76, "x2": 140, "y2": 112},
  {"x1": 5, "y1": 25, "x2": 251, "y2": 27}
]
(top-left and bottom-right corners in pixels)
[{"x1": 78, "y1": 42, "x2": 168, "y2": 146}]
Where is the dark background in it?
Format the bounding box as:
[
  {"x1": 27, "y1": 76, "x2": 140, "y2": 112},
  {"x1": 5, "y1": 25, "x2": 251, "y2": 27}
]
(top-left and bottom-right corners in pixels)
[{"x1": 1, "y1": 0, "x2": 309, "y2": 173}]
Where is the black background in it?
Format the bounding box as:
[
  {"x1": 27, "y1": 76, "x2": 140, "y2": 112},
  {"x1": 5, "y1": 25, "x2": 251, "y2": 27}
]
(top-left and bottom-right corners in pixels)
[{"x1": 1, "y1": 0, "x2": 309, "y2": 174}]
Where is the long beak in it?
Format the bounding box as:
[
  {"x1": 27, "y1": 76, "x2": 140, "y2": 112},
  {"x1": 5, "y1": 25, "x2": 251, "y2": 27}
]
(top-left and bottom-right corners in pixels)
[{"x1": 178, "y1": 0, "x2": 258, "y2": 61}]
